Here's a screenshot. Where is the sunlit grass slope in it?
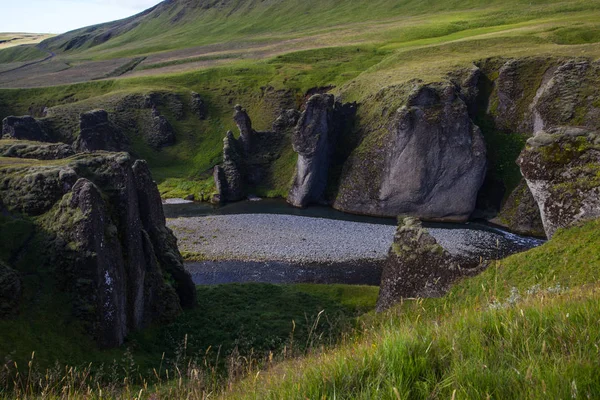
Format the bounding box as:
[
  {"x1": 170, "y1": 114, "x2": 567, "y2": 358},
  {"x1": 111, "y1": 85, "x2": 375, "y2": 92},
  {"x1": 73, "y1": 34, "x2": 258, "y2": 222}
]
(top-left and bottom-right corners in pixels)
[{"x1": 225, "y1": 219, "x2": 600, "y2": 399}]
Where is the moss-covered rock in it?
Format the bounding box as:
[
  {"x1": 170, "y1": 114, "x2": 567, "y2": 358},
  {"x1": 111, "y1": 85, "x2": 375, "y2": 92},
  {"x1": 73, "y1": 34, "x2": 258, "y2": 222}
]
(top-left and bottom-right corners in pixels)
[
  {"x1": 518, "y1": 127, "x2": 600, "y2": 238},
  {"x1": 73, "y1": 109, "x2": 130, "y2": 153},
  {"x1": 0, "y1": 140, "x2": 74, "y2": 160},
  {"x1": 0, "y1": 151, "x2": 196, "y2": 347},
  {"x1": 491, "y1": 179, "x2": 545, "y2": 237},
  {"x1": 376, "y1": 217, "x2": 484, "y2": 311},
  {"x1": 2, "y1": 116, "x2": 51, "y2": 142},
  {"x1": 334, "y1": 81, "x2": 486, "y2": 221}
]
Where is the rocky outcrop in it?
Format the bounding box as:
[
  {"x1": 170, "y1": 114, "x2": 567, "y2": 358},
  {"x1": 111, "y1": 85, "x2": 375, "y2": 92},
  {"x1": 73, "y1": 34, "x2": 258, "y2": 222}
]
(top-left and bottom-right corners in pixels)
[
  {"x1": 213, "y1": 131, "x2": 244, "y2": 203},
  {"x1": 335, "y1": 83, "x2": 487, "y2": 221},
  {"x1": 213, "y1": 105, "x2": 297, "y2": 203},
  {"x1": 0, "y1": 261, "x2": 21, "y2": 318},
  {"x1": 287, "y1": 94, "x2": 336, "y2": 208},
  {"x1": 233, "y1": 105, "x2": 254, "y2": 152},
  {"x1": 73, "y1": 110, "x2": 130, "y2": 153},
  {"x1": 272, "y1": 109, "x2": 301, "y2": 134},
  {"x1": 0, "y1": 151, "x2": 196, "y2": 347},
  {"x1": 518, "y1": 127, "x2": 600, "y2": 238},
  {"x1": 490, "y1": 179, "x2": 545, "y2": 237},
  {"x1": 147, "y1": 108, "x2": 176, "y2": 149},
  {"x1": 376, "y1": 217, "x2": 484, "y2": 311},
  {"x1": 0, "y1": 141, "x2": 75, "y2": 160},
  {"x1": 2, "y1": 116, "x2": 50, "y2": 142},
  {"x1": 191, "y1": 92, "x2": 207, "y2": 120}
]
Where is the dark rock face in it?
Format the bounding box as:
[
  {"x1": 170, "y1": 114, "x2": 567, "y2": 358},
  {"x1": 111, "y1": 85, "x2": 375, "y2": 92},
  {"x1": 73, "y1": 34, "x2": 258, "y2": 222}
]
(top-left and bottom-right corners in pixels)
[
  {"x1": 234, "y1": 105, "x2": 254, "y2": 152},
  {"x1": 0, "y1": 152, "x2": 196, "y2": 347},
  {"x1": 533, "y1": 60, "x2": 593, "y2": 131},
  {"x1": 272, "y1": 109, "x2": 301, "y2": 134},
  {"x1": 491, "y1": 179, "x2": 545, "y2": 237},
  {"x1": 191, "y1": 92, "x2": 207, "y2": 120},
  {"x1": 148, "y1": 108, "x2": 176, "y2": 150},
  {"x1": 213, "y1": 105, "x2": 295, "y2": 203},
  {"x1": 0, "y1": 141, "x2": 75, "y2": 160},
  {"x1": 0, "y1": 261, "x2": 21, "y2": 318},
  {"x1": 335, "y1": 83, "x2": 487, "y2": 221},
  {"x1": 287, "y1": 94, "x2": 336, "y2": 208},
  {"x1": 213, "y1": 131, "x2": 245, "y2": 203},
  {"x1": 2, "y1": 116, "x2": 50, "y2": 142},
  {"x1": 518, "y1": 127, "x2": 600, "y2": 238},
  {"x1": 376, "y1": 217, "x2": 484, "y2": 311},
  {"x1": 74, "y1": 110, "x2": 130, "y2": 153}
]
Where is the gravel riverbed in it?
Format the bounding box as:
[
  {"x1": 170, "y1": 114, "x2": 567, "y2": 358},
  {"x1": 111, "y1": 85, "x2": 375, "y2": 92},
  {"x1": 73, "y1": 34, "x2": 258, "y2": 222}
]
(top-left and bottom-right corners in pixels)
[{"x1": 167, "y1": 214, "x2": 543, "y2": 263}]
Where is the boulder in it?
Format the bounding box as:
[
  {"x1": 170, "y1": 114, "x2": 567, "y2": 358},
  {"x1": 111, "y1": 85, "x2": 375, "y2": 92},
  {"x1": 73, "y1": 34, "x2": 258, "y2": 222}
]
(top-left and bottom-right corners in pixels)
[
  {"x1": 335, "y1": 83, "x2": 487, "y2": 221},
  {"x1": 73, "y1": 110, "x2": 130, "y2": 153},
  {"x1": 0, "y1": 262, "x2": 21, "y2": 318},
  {"x1": 2, "y1": 116, "x2": 50, "y2": 142},
  {"x1": 518, "y1": 127, "x2": 600, "y2": 238},
  {"x1": 376, "y1": 217, "x2": 483, "y2": 311},
  {"x1": 287, "y1": 94, "x2": 336, "y2": 208},
  {"x1": 0, "y1": 152, "x2": 196, "y2": 347}
]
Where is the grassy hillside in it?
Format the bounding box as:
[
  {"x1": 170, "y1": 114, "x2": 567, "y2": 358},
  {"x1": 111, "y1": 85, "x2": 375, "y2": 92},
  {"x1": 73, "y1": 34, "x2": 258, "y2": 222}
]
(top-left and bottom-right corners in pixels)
[
  {"x1": 0, "y1": 281, "x2": 378, "y2": 394},
  {"x1": 33, "y1": 0, "x2": 600, "y2": 60},
  {"x1": 1, "y1": 218, "x2": 598, "y2": 398},
  {"x1": 224, "y1": 219, "x2": 600, "y2": 399}
]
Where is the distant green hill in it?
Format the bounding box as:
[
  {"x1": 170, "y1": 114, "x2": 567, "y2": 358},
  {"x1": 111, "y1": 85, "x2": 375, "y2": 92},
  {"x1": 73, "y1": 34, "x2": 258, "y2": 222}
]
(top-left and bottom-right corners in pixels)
[{"x1": 33, "y1": 0, "x2": 600, "y2": 60}]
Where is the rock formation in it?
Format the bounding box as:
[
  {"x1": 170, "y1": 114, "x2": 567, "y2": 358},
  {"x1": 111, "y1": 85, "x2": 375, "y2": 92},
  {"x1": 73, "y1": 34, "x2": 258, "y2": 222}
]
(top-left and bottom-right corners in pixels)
[
  {"x1": 213, "y1": 105, "x2": 298, "y2": 203},
  {"x1": 191, "y1": 92, "x2": 207, "y2": 120},
  {"x1": 287, "y1": 94, "x2": 336, "y2": 208},
  {"x1": 2, "y1": 116, "x2": 50, "y2": 142},
  {"x1": 73, "y1": 110, "x2": 130, "y2": 153},
  {"x1": 0, "y1": 150, "x2": 196, "y2": 347},
  {"x1": 233, "y1": 105, "x2": 254, "y2": 152},
  {"x1": 272, "y1": 109, "x2": 301, "y2": 134},
  {"x1": 148, "y1": 107, "x2": 176, "y2": 149},
  {"x1": 334, "y1": 83, "x2": 487, "y2": 221},
  {"x1": 376, "y1": 217, "x2": 484, "y2": 311},
  {"x1": 213, "y1": 131, "x2": 245, "y2": 203},
  {"x1": 518, "y1": 127, "x2": 600, "y2": 238}
]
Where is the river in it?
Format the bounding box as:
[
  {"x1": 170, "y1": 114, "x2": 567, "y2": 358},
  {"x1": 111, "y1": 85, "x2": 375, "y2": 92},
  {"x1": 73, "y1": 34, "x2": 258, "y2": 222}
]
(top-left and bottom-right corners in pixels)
[{"x1": 164, "y1": 199, "x2": 545, "y2": 286}]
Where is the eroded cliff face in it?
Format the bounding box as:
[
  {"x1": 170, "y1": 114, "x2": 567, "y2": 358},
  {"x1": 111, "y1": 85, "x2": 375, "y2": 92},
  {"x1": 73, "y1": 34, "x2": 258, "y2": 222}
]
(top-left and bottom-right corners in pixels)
[
  {"x1": 213, "y1": 105, "x2": 300, "y2": 203},
  {"x1": 334, "y1": 83, "x2": 487, "y2": 221},
  {"x1": 485, "y1": 58, "x2": 600, "y2": 236},
  {"x1": 288, "y1": 94, "x2": 336, "y2": 208},
  {"x1": 73, "y1": 109, "x2": 130, "y2": 153},
  {"x1": 0, "y1": 150, "x2": 195, "y2": 348},
  {"x1": 518, "y1": 128, "x2": 600, "y2": 238}
]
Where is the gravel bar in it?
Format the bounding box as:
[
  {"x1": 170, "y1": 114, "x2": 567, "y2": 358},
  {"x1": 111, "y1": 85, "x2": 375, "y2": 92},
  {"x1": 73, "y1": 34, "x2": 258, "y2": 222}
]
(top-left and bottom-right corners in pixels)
[{"x1": 167, "y1": 214, "x2": 543, "y2": 263}]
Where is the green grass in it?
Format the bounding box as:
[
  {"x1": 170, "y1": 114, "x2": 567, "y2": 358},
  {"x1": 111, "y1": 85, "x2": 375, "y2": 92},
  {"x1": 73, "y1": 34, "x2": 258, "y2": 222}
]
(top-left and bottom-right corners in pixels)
[
  {"x1": 225, "y1": 219, "x2": 600, "y2": 399},
  {"x1": 0, "y1": 280, "x2": 378, "y2": 389},
  {"x1": 0, "y1": 45, "x2": 47, "y2": 63},
  {"x1": 2, "y1": 2, "x2": 600, "y2": 198}
]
